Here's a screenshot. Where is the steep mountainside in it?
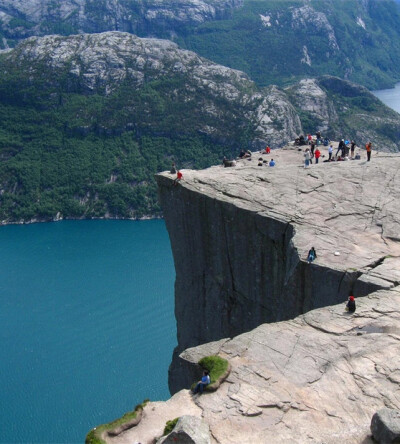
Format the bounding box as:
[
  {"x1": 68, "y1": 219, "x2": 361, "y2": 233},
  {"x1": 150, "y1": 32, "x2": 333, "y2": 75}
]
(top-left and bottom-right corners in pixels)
[
  {"x1": 177, "y1": 0, "x2": 400, "y2": 89},
  {"x1": 0, "y1": 0, "x2": 242, "y2": 47},
  {"x1": 1, "y1": 0, "x2": 399, "y2": 90},
  {"x1": 0, "y1": 32, "x2": 399, "y2": 223},
  {"x1": 0, "y1": 32, "x2": 300, "y2": 222},
  {"x1": 287, "y1": 76, "x2": 400, "y2": 152}
]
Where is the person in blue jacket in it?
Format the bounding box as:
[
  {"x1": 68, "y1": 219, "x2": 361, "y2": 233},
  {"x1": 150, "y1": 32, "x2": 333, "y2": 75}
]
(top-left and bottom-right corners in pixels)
[
  {"x1": 193, "y1": 370, "x2": 211, "y2": 394},
  {"x1": 269, "y1": 159, "x2": 275, "y2": 167},
  {"x1": 307, "y1": 247, "x2": 317, "y2": 263}
]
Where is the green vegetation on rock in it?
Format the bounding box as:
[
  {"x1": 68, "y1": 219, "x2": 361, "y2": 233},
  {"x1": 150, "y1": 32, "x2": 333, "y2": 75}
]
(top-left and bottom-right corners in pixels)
[
  {"x1": 163, "y1": 417, "x2": 179, "y2": 435},
  {"x1": 0, "y1": 55, "x2": 235, "y2": 222},
  {"x1": 198, "y1": 356, "x2": 229, "y2": 384},
  {"x1": 85, "y1": 400, "x2": 149, "y2": 444},
  {"x1": 177, "y1": 0, "x2": 400, "y2": 89}
]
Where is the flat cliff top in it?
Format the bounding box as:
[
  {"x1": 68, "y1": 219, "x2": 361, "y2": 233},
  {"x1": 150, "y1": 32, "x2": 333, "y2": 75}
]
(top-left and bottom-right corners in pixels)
[
  {"x1": 158, "y1": 143, "x2": 400, "y2": 276},
  {"x1": 107, "y1": 286, "x2": 400, "y2": 444}
]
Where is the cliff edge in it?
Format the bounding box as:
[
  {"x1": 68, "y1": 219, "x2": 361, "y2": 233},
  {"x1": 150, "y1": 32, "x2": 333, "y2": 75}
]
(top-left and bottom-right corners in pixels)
[
  {"x1": 103, "y1": 144, "x2": 400, "y2": 443},
  {"x1": 106, "y1": 287, "x2": 400, "y2": 444},
  {"x1": 156, "y1": 144, "x2": 400, "y2": 393}
]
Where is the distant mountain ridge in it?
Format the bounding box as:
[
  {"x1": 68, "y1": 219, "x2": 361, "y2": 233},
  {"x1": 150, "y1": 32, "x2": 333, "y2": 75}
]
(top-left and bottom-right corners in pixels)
[
  {"x1": 0, "y1": 0, "x2": 242, "y2": 44},
  {"x1": 1, "y1": 0, "x2": 400, "y2": 90},
  {"x1": 0, "y1": 32, "x2": 399, "y2": 223}
]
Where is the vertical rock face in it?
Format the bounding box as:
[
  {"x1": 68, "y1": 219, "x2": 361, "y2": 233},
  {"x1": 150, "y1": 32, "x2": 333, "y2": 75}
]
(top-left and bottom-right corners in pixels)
[{"x1": 156, "y1": 147, "x2": 400, "y2": 393}]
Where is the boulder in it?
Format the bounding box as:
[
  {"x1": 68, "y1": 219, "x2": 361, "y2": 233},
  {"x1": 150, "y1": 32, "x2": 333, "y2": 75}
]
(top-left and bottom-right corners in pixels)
[
  {"x1": 156, "y1": 415, "x2": 210, "y2": 444},
  {"x1": 371, "y1": 408, "x2": 400, "y2": 443}
]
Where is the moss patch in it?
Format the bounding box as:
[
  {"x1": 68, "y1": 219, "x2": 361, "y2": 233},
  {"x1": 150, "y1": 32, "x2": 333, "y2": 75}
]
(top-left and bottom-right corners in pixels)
[
  {"x1": 85, "y1": 400, "x2": 149, "y2": 444},
  {"x1": 195, "y1": 356, "x2": 230, "y2": 392},
  {"x1": 163, "y1": 417, "x2": 179, "y2": 436}
]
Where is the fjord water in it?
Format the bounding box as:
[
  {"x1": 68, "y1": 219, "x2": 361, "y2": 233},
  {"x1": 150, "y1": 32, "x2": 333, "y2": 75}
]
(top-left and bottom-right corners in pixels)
[
  {"x1": 373, "y1": 82, "x2": 400, "y2": 113},
  {"x1": 0, "y1": 219, "x2": 176, "y2": 443}
]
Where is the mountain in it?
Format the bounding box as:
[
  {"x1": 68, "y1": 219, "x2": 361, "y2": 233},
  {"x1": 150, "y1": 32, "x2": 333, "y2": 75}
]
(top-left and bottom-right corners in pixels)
[
  {"x1": 0, "y1": 0, "x2": 242, "y2": 46},
  {"x1": 0, "y1": 32, "x2": 299, "y2": 222},
  {"x1": 177, "y1": 0, "x2": 400, "y2": 89},
  {"x1": 0, "y1": 32, "x2": 399, "y2": 223},
  {"x1": 1, "y1": 1, "x2": 400, "y2": 90}
]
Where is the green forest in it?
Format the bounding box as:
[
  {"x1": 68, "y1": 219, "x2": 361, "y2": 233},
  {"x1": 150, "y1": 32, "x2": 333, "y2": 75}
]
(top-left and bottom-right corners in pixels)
[
  {"x1": 177, "y1": 0, "x2": 400, "y2": 89},
  {"x1": 0, "y1": 62, "x2": 247, "y2": 222}
]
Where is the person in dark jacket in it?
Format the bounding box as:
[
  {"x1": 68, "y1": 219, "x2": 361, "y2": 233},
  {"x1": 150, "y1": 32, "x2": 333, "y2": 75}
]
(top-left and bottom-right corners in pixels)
[
  {"x1": 346, "y1": 295, "x2": 356, "y2": 313},
  {"x1": 307, "y1": 247, "x2": 317, "y2": 263},
  {"x1": 336, "y1": 139, "x2": 345, "y2": 157}
]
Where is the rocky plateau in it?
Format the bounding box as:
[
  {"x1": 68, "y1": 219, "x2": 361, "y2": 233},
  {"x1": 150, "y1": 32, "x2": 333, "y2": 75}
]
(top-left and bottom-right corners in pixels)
[
  {"x1": 107, "y1": 143, "x2": 400, "y2": 443},
  {"x1": 106, "y1": 286, "x2": 400, "y2": 444}
]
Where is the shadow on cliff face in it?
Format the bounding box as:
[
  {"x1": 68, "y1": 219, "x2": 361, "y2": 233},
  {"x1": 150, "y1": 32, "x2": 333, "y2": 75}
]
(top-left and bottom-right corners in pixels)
[{"x1": 157, "y1": 174, "x2": 395, "y2": 394}]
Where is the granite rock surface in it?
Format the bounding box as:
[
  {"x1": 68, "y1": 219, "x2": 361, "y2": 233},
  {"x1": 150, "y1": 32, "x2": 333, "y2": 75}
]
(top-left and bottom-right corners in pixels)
[
  {"x1": 156, "y1": 145, "x2": 400, "y2": 392},
  {"x1": 371, "y1": 408, "x2": 400, "y2": 444},
  {"x1": 107, "y1": 287, "x2": 400, "y2": 444}
]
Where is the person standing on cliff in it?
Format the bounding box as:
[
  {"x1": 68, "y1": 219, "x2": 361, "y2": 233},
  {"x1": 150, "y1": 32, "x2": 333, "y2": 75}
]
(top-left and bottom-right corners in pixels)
[
  {"x1": 350, "y1": 141, "x2": 356, "y2": 158},
  {"x1": 310, "y1": 140, "x2": 315, "y2": 156},
  {"x1": 315, "y1": 147, "x2": 321, "y2": 164},
  {"x1": 366, "y1": 142, "x2": 372, "y2": 161},
  {"x1": 328, "y1": 144, "x2": 333, "y2": 161},
  {"x1": 346, "y1": 295, "x2": 356, "y2": 313},
  {"x1": 336, "y1": 139, "x2": 345, "y2": 157},
  {"x1": 304, "y1": 149, "x2": 311, "y2": 168}
]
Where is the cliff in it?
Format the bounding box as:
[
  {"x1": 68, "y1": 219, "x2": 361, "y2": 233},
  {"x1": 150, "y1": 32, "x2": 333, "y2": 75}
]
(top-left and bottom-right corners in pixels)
[
  {"x1": 105, "y1": 287, "x2": 400, "y2": 444},
  {"x1": 156, "y1": 144, "x2": 400, "y2": 393}
]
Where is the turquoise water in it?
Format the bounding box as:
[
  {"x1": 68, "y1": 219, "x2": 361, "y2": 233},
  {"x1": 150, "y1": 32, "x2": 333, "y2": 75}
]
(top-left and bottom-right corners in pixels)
[
  {"x1": 372, "y1": 82, "x2": 400, "y2": 113},
  {"x1": 0, "y1": 219, "x2": 176, "y2": 443}
]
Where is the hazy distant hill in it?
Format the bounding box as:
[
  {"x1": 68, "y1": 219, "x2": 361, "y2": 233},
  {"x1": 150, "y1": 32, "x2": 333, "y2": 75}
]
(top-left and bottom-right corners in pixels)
[{"x1": 0, "y1": 32, "x2": 399, "y2": 223}]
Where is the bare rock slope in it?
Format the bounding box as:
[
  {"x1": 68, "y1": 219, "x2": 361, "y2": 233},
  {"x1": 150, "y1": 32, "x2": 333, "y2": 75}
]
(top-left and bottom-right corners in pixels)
[
  {"x1": 156, "y1": 145, "x2": 400, "y2": 392},
  {"x1": 102, "y1": 145, "x2": 400, "y2": 444},
  {"x1": 4, "y1": 31, "x2": 301, "y2": 147},
  {"x1": 107, "y1": 287, "x2": 400, "y2": 444}
]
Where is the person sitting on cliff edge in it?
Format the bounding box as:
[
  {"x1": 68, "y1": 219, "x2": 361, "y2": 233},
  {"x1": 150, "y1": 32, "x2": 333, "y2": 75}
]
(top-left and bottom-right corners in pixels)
[
  {"x1": 307, "y1": 247, "x2": 317, "y2": 264},
  {"x1": 193, "y1": 370, "x2": 211, "y2": 394},
  {"x1": 173, "y1": 170, "x2": 183, "y2": 186},
  {"x1": 239, "y1": 149, "x2": 251, "y2": 159}
]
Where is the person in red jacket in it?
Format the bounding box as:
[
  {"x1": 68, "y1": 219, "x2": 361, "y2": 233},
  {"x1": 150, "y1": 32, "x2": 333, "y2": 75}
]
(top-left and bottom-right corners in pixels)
[
  {"x1": 173, "y1": 170, "x2": 183, "y2": 186},
  {"x1": 366, "y1": 142, "x2": 372, "y2": 161},
  {"x1": 314, "y1": 147, "x2": 321, "y2": 164}
]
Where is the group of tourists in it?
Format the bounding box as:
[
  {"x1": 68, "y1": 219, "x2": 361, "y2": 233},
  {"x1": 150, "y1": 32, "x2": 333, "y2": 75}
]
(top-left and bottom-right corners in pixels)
[
  {"x1": 302, "y1": 134, "x2": 373, "y2": 168},
  {"x1": 295, "y1": 132, "x2": 330, "y2": 147}
]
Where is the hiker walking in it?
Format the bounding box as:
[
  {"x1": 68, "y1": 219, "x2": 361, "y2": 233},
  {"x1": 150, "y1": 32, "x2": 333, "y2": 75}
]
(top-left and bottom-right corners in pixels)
[{"x1": 365, "y1": 142, "x2": 372, "y2": 161}]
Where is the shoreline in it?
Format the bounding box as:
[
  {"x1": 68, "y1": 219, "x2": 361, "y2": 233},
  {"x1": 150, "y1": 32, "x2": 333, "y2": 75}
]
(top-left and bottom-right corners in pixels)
[{"x1": 0, "y1": 213, "x2": 163, "y2": 227}]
